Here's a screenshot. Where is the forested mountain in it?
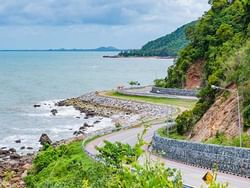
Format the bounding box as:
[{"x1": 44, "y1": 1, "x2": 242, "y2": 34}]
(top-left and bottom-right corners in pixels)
[
  {"x1": 155, "y1": 0, "x2": 250, "y2": 135},
  {"x1": 119, "y1": 21, "x2": 196, "y2": 57}
]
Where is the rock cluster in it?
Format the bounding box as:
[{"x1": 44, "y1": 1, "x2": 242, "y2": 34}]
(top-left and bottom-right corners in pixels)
[
  {"x1": 0, "y1": 134, "x2": 85, "y2": 187},
  {"x1": 1, "y1": 91, "x2": 175, "y2": 187},
  {"x1": 73, "y1": 123, "x2": 94, "y2": 136},
  {"x1": 57, "y1": 92, "x2": 175, "y2": 120},
  {"x1": 0, "y1": 148, "x2": 33, "y2": 188}
]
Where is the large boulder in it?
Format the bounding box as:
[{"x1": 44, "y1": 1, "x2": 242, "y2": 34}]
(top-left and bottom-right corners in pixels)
[{"x1": 39, "y1": 134, "x2": 52, "y2": 146}]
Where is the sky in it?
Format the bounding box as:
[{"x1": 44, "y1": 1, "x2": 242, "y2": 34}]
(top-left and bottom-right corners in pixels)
[{"x1": 0, "y1": 0, "x2": 210, "y2": 49}]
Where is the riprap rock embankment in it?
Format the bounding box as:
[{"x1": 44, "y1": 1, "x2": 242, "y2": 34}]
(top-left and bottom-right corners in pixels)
[{"x1": 57, "y1": 92, "x2": 176, "y2": 126}]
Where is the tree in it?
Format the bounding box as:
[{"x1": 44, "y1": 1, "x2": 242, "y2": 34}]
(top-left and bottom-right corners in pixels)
[
  {"x1": 176, "y1": 110, "x2": 193, "y2": 135},
  {"x1": 128, "y1": 81, "x2": 140, "y2": 87},
  {"x1": 216, "y1": 23, "x2": 234, "y2": 42}
]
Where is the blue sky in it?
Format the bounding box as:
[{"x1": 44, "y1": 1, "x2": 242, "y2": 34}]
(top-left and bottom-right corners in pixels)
[{"x1": 0, "y1": 0, "x2": 210, "y2": 49}]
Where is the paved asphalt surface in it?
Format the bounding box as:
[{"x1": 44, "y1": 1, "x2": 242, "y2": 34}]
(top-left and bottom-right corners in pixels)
[
  {"x1": 85, "y1": 124, "x2": 250, "y2": 188},
  {"x1": 118, "y1": 86, "x2": 198, "y2": 100}
]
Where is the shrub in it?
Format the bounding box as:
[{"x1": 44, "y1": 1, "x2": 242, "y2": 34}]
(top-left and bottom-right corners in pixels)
[
  {"x1": 176, "y1": 110, "x2": 193, "y2": 135},
  {"x1": 243, "y1": 105, "x2": 250, "y2": 127},
  {"x1": 33, "y1": 146, "x2": 59, "y2": 172},
  {"x1": 96, "y1": 140, "x2": 139, "y2": 167}
]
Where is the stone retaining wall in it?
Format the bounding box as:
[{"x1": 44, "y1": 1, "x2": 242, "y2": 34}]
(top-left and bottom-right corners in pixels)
[
  {"x1": 152, "y1": 133, "x2": 250, "y2": 177},
  {"x1": 151, "y1": 87, "x2": 198, "y2": 96}
]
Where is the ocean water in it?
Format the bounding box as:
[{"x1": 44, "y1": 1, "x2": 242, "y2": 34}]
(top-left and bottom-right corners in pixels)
[{"x1": 0, "y1": 51, "x2": 173, "y2": 153}]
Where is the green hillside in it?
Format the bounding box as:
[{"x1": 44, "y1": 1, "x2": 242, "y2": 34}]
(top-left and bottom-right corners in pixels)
[
  {"x1": 119, "y1": 21, "x2": 196, "y2": 57},
  {"x1": 156, "y1": 0, "x2": 250, "y2": 134}
]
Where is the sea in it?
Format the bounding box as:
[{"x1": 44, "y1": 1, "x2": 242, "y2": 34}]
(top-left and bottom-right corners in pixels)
[{"x1": 0, "y1": 51, "x2": 173, "y2": 154}]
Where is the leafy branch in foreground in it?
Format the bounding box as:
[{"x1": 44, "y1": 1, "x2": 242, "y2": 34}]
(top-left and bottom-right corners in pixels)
[
  {"x1": 96, "y1": 127, "x2": 183, "y2": 188},
  {"x1": 24, "y1": 128, "x2": 229, "y2": 188}
]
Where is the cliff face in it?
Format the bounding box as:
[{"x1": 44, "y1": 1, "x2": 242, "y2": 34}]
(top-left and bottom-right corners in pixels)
[
  {"x1": 185, "y1": 60, "x2": 204, "y2": 89},
  {"x1": 190, "y1": 90, "x2": 240, "y2": 142}
]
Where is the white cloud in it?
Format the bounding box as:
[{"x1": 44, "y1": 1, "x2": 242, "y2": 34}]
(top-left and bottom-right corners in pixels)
[
  {"x1": 0, "y1": 0, "x2": 210, "y2": 49},
  {"x1": 0, "y1": 0, "x2": 209, "y2": 25}
]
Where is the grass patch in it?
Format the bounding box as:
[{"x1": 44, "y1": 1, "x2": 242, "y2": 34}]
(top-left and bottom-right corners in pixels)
[
  {"x1": 104, "y1": 91, "x2": 197, "y2": 109},
  {"x1": 24, "y1": 141, "x2": 111, "y2": 188},
  {"x1": 157, "y1": 127, "x2": 187, "y2": 140},
  {"x1": 205, "y1": 133, "x2": 250, "y2": 148}
]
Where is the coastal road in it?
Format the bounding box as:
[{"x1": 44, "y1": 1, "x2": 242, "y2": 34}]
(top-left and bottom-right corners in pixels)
[
  {"x1": 85, "y1": 124, "x2": 250, "y2": 188},
  {"x1": 117, "y1": 86, "x2": 198, "y2": 100}
]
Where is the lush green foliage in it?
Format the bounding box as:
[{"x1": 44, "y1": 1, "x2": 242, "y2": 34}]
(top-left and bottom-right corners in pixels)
[
  {"x1": 106, "y1": 161, "x2": 182, "y2": 188},
  {"x1": 128, "y1": 80, "x2": 140, "y2": 87},
  {"x1": 156, "y1": 0, "x2": 250, "y2": 134},
  {"x1": 206, "y1": 132, "x2": 250, "y2": 148},
  {"x1": 119, "y1": 21, "x2": 196, "y2": 57},
  {"x1": 175, "y1": 110, "x2": 193, "y2": 135},
  {"x1": 96, "y1": 129, "x2": 183, "y2": 188},
  {"x1": 24, "y1": 141, "x2": 111, "y2": 188},
  {"x1": 157, "y1": 127, "x2": 187, "y2": 140},
  {"x1": 25, "y1": 130, "x2": 184, "y2": 188},
  {"x1": 225, "y1": 41, "x2": 250, "y2": 127},
  {"x1": 25, "y1": 131, "x2": 228, "y2": 187},
  {"x1": 96, "y1": 140, "x2": 142, "y2": 167}
]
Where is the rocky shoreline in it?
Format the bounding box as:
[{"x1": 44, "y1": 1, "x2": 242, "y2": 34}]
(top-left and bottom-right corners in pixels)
[
  {"x1": 58, "y1": 92, "x2": 175, "y2": 128},
  {"x1": 1, "y1": 91, "x2": 175, "y2": 187},
  {"x1": 57, "y1": 92, "x2": 176, "y2": 135},
  {"x1": 0, "y1": 134, "x2": 85, "y2": 188}
]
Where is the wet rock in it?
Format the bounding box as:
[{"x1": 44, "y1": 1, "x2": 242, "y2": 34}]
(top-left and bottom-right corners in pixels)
[
  {"x1": 83, "y1": 123, "x2": 89, "y2": 127},
  {"x1": 93, "y1": 120, "x2": 101, "y2": 124},
  {"x1": 50, "y1": 109, "x2": 58, "y2": 116},
  {"x1": 75, "y1": 116, "x2": 80, "y2": 119},
  {"x1": 20, "y1": 146, "x2": 25, "y2": 150},
  {"x1": 73, "y1": 131, "x2": 84, "y2": 136},
  {"x1": 39, "y1": 133, "x2": 52, "y2": 146},
  {"x1": 1, "y1": 147, "x2": 7, "y2": 149},
  {"x1": 56, "y1": 100, "x2": 66, "y2": 106},
  {"x1": 73, "y1": 131, "x2": 79, "y2": 135},
  {"x1": 79, "y1": 126, "x2": 86, "y2": 131},
  {"x1": 0, "y1": 149, "x2": 9, "y2": 155},
  {"x1": 86, "y1": 111, "x2": 95, "y2": 117},
  {"x1": 10, "y1": 153, "x2": 21, "y2": 159},
  {"x1": 27, "y1": 147, "x2": 33, "y2": 150},
  {"x1": 9, "y1": 148, "x2": 16, "y2": 153},
  {"x1": 33, "y1": 104, "x2": 41, "y2": 108},
  {"x1": 15, "y1": 139, "x2": 21, "y2": 143},
  {"x1": 83, "y1": 123, "x2": 93, "y2": 127}
]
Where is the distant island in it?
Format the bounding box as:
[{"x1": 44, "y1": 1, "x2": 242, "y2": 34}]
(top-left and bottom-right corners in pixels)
[
  {"x1": 118, "y1": 21, "x2": 196, "y2": 58},
  {"x1": 0, "y1": 46, "x2": 120, "y2": 52}
]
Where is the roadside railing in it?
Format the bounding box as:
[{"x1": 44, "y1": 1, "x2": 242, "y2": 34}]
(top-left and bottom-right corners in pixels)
[
  {"x1": 151, "y1": 86, "x2": 198, "y2": 97},
  {"x1": 116, "y1": 86, "x2": 198, "y2": 99}
]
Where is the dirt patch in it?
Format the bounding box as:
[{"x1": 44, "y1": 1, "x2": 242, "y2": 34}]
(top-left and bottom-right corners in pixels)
[
  {"x1": 190, "y1": 90, "x2": 240, "y2": 142},
  {"x1": 185, "y1": 60, "x2": 204, "y2": 89}
]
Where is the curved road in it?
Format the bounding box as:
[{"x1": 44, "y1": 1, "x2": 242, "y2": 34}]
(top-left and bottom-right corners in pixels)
[{"x1": 85, "y1": 124, "x2": 250, "y2": 188}]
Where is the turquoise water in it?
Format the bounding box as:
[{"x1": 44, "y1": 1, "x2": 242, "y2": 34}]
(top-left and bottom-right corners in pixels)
[{"x1": 0, "y1": 51, "x2": 173, "y2": 153}]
